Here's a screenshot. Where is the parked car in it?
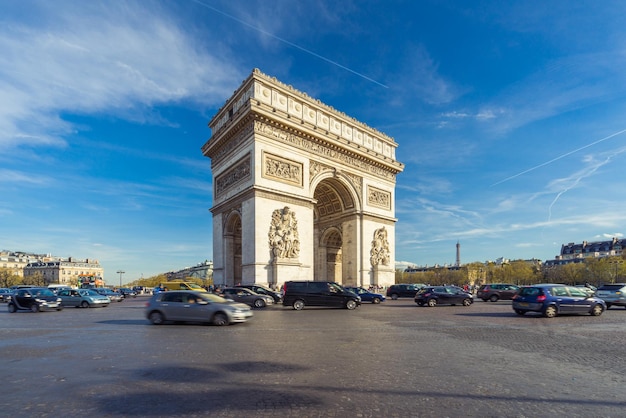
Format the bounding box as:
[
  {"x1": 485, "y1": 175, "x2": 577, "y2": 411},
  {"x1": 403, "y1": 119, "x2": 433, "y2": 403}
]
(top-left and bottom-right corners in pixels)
[
  {"x1": 117, "y1": 288, "x2": 137, "y2": 298},
  {"x1": 94, "y1": 288, "x2": 124, "y2": 302},
  {"x1": 145, "y1": 290, "x2": 253, "y2": 326},
  {"x1": 57, "y1": 288, "x2": 110, "y2": 308},
  {"x1": 221, "y1": 287, "x2": 274, "y2": 308},
  {"x1": 512, "y1": 284, "x2": 606, "y2": 318},
  {"x1": 344, "y1": 287, "x2": 385, "y2": 304},
  {"x1": 236, "y1": 284, "x2": 282, "y2": 303},
  {"x1": 7, "y1": 287, "x2": 63, "y2": 312},
  {"x1": 282, "y1": 281, "x2": 361, "y2": 310},
  {"x1": 0, "y1": 288, "x2": 13, "y2": 302},
  {"x1": 415, "y1": 286, "x2": 474, "y2": 307},
  {"x1": 595, "y1": 283, "x2": 626, "y2": 309},
  {"x1": 477, "y1": 283, "x2": 520, "y2": 302},
  {"x1": 386, "y1": 284, "x2": 425, "y2": 300}
]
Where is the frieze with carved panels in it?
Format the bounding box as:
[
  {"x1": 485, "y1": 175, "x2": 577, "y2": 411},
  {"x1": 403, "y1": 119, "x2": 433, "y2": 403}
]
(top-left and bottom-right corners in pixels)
[
  {"x1": 215, "y1": 154, "x2": 251, "y2": 197},
  {"x1": 262, "y1": 152, "x2": 303, "y2": 187},
  {"x1": 367, "y1": 186, "x2": 391, "y2": 210},
  {"x1": 204, "y1": 117, "x2": 254, "y2": 163},
  {"x1": 255, "y1": 120, "x2": 397, "y2": 181}
]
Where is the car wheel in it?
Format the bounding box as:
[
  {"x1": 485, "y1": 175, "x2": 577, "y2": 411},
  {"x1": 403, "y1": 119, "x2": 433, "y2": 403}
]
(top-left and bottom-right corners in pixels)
[
  {"x1": 515, "y1": 309, "x2": 526, "y2": 315},
  {"x1": 372, "y1": 297, "x2": 381, "y2": 304},
  {"x1": 427, "y1": 298, "x2": 437, "y2": 307},
  {"x1": 254, "y1": 299, "x2": 266, "y2": 308},
  {"x1": 462, "y1": 298, "x2": 472, "y2": 306},
  {"x1": 606, "y1": 303, "x2": 612, "y2": 309},
  {"x1": 489, "y1": 295, "x2": 499, "y2": 302},
  {"x1": 346, "y1": 300, "x2": 357, "y2": 310},
  {"x1": 591, "y1": 304, "x2": 604, "y2": 316},
  {"x1": 81, "y1": 301, "x2": 90, "y2": 308},
  {"x1": 56, "y1": 307, "x2": 63, "y2": 311},
  {"x1": 8, "y1": 303, "x2": 16, "y2": 313},
  {"x1": 149, "y1": 311, "x2": 165, "y2": 325},
  {"x1": 416, "y1": 301, "x2": 424, "y2": 306},
  {"x1": 31, "y1": 304, "x2": 39, "y2": 313},
  {"x1": 543, "y1": 305, "x2": 557, "y2": 318},
  {"x1": 212, "y1": 312, "x2": 228, "y2": 326},
  {"x1": 391, "y1": 294, "x2": 399, "y2": 300},
  {"x1": 293, "y1": 299, "x2": 305, "y2": 310}
]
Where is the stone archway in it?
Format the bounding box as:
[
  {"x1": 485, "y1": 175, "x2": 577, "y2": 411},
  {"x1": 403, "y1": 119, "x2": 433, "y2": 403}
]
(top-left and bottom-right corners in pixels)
[
  {"x1": 312, "y1": 177, "x2": 359, "y2": 285},
  {"x1": 202, "y1": 69, "x2": 403, "y2": 289},
  {"x1": 223, "y1": 211, "x2": 242, "y2": 286},
  {"x1": 317, "y1": 227, "x2": 342, "y2": 282}
]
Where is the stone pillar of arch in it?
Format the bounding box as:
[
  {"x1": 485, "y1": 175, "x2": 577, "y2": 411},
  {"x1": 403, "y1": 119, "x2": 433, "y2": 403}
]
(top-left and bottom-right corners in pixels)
[{"x1": 202, "y1": 69, "x2": 404, "y2": 290}]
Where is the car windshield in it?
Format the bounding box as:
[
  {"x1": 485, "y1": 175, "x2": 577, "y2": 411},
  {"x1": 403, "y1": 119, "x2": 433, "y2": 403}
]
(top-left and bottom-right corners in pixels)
[
  {"x1": 518, "y1": 287, "x2": 543, "y2": 296},
  {"x1": 598, "y1": 284, "x2": 626, "y2": 290},
  {"x1": 185, "y1": 283, "x2": 204, "y2": 290},
  {"x1": 32, "y1": 288, "x2": 55, "y2": 297},
  {"x1": 79, "y1": 289, "x2": 100, "y2": 296},
  {"x1": 199, "y1": 293, "x2": 230, "y2": 303}
]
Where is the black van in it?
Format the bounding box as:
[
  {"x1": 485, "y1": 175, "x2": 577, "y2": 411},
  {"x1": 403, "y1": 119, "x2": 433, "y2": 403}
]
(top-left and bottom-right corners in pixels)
[{"x1": 282, "y1": 281, "x2": 361, "y2": 310}]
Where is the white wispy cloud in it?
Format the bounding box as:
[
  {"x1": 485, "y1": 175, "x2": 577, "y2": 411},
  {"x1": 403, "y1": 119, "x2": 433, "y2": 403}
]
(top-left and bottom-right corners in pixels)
[{"x1": 0, "y1": 1, "x2": 243, "y2": 148}]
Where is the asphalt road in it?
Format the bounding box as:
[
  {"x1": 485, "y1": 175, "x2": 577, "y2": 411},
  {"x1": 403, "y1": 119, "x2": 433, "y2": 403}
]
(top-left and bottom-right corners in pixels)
[{"x1": 1, "y1": 295, "x2": 626, "y2": 417}]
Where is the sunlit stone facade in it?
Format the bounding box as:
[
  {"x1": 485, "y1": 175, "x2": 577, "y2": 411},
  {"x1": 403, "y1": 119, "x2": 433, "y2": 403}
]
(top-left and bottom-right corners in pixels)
[{"x1": 202, "y1": 69, "x2": 403, "y2": 289}]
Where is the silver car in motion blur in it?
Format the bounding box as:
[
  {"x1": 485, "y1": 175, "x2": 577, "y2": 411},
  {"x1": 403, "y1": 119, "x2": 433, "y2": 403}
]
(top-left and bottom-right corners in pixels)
[
  {"x1": 57, "y1": 288, "x2": 110, "y2": 308},
  {"x1": 145, "y1": 290, "x2": 253, "y2": 326}
]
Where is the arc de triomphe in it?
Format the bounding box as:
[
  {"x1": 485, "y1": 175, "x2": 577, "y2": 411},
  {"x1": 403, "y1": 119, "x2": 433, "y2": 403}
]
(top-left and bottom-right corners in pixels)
[{"x1": 202, "y1": 69, "x2": 404, "y2": 289}]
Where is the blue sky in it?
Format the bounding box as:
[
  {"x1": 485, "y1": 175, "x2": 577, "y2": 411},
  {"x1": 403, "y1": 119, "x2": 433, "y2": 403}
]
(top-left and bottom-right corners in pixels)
[{"x1": 2, "y1": 0, "x2": 626, "y2": 283}]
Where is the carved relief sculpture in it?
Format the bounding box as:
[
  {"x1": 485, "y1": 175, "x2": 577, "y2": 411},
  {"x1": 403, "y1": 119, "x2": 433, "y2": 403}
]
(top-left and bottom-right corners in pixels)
[
  {"x1": 370, "y1": 227, "x2": 390, "y2": 267},
  {"x1": 215, "y1": 155, "x2": 251, "y2": 197},
  {"x1": 367, "y1": 186, "x2": 391, "y2": 210},
  {"x1": 268, "y1": 206, "x2": 301, "y2": 259},
  {"x1": 263, "y1": 152, "x2": 303, "y2": 186}
]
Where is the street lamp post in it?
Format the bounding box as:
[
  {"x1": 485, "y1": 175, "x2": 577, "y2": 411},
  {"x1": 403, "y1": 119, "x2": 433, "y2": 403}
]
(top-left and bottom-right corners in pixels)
[{"x1": 116, "y1": 270, "x2": 125, "y2": 288}]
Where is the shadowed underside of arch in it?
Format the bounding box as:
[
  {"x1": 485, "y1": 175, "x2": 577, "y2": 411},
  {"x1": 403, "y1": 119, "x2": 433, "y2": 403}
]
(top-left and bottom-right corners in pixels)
[
  {"x1": 313, "y1": 178, "x2": 356, "y2": 283},
  {"x1": 313, "y1": 178, "x2": 354, "y2": 221}
]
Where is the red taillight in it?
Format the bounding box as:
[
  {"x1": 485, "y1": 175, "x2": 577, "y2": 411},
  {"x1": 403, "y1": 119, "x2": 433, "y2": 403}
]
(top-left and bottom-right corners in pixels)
[{"x1": 536, "y1": 295, "x2": 546, "y2": 302}]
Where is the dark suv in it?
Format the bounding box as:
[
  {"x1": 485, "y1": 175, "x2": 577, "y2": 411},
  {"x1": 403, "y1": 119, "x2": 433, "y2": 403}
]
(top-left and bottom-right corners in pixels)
[
  {"x1": 8, "y1": 287, "x2": 63, "y2": 313},
  {"x1": 282, "y1": 281, "x2": 361, "y2": 310},
  {"x1": 386, "y1": 284, "x2": 425, "y2": 300},
  {"x1": 477, "y1": 283, "x2": 520, "y2": 302}
]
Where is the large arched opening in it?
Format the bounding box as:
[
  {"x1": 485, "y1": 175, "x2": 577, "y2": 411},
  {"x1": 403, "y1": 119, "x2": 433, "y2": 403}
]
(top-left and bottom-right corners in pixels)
[
  {"x1": 223, "y1": 212, "x2": 242, "y2": 286},
  {"x1": 313, "y1": 177, "x2": 359, "y2": 285}
]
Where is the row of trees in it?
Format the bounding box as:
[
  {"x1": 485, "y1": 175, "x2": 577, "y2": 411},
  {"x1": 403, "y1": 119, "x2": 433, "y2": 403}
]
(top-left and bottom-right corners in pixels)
[
  {"x1": 0, "y1": 269, "x2": 205, "y2": 291},
  {"x1": 0, "y1": 269, "x2": 44, "y2": 288},
  {"x1": 396, "y1": 256, "x2": 626, "y2": 287}
]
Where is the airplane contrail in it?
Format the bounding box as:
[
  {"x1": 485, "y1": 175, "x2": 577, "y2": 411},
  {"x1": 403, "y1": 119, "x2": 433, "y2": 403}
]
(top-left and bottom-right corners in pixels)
[
  {"x1": 491, "y1": 128, "x2": 626, "y2": 187},
  {"x1": 190, "y1": 0, "x2": 389, "y2": 88}
]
